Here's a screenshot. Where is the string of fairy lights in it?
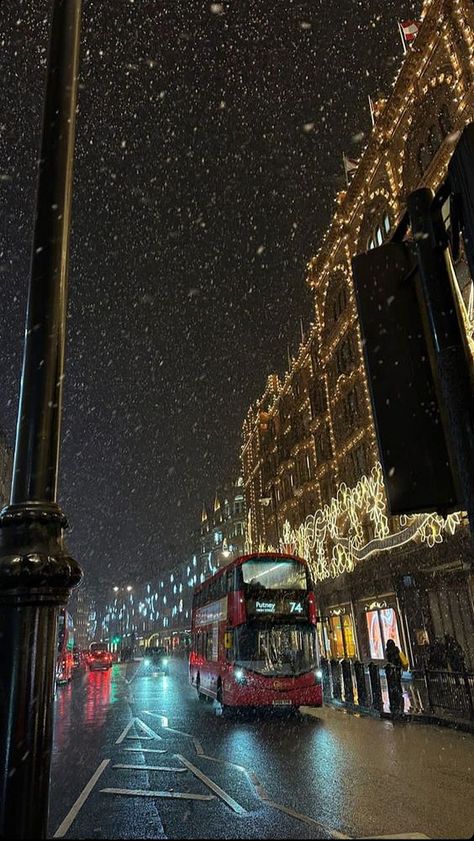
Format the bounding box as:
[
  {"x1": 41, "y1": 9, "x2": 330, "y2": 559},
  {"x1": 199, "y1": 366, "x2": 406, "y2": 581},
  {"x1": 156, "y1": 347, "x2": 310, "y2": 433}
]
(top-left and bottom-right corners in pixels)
[{"x1": 242, "y1": 0, "x2": 473, "y2": 584}]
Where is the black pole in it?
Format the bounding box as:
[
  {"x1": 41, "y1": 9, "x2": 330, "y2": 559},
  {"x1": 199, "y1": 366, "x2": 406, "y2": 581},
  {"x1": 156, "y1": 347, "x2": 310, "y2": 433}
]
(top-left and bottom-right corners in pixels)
[
  {"x1": 407, "y1": 188, "x2": 474, "y2": 537},
  {"x1": 0, "y1": 2, "x2": 83, "y2": 839}
]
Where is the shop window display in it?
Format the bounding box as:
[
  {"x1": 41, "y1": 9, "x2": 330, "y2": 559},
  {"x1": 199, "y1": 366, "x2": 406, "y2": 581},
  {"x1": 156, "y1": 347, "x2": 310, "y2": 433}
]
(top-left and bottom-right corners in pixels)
[{"x1": 366, "y1": 606, "x2": 401, "y2": 660}]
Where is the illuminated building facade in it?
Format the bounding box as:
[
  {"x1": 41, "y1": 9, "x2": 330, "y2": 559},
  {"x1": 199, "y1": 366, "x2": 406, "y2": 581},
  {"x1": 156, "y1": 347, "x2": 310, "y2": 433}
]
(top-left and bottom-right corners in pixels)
[{"x1": 242, "y1": 0, "x2": 474, "y2": 669}]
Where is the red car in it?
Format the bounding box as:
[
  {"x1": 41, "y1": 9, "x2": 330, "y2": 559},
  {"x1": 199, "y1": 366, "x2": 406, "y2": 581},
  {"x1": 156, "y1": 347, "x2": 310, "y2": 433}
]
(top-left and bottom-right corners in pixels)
[{"x1": 88, "y1": 644, "x2": 112, "y2": 671}]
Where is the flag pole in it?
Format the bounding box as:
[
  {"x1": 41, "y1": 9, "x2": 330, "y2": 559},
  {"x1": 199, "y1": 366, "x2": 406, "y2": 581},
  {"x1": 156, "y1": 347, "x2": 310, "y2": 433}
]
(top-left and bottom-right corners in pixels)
[
  {"x1": 398, "y1": 21, "x2": 407, "y2": 55},
  {"x1": 343, "y1": 154, "x2": 349, "y2": 189},
  {"x1": 368, "y1": 95, "x2": 375, "y2": 127}
]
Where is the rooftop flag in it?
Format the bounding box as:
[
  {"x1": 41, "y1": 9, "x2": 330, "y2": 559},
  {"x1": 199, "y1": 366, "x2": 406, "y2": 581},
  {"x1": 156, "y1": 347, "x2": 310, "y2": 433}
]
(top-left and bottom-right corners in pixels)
[
  {"x1": 398, "y1": 20, "x2": 420, "y2": 53},
  {"x1": 343, "y1": 153, "x2": 358, "y2": 187}
]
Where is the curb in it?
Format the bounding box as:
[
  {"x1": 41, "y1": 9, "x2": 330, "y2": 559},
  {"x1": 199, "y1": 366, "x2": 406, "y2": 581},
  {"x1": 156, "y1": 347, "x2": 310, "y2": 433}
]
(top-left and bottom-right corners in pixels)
[{"x1": 303, "y1": 700, "x2": 474, "y2": 734}]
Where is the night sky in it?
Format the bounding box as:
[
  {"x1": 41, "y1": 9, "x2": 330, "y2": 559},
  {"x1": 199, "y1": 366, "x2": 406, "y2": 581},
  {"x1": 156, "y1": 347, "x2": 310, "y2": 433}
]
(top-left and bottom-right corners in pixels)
[{"x1": 1, "y1": 0, "x2": 418, "y2": 581}]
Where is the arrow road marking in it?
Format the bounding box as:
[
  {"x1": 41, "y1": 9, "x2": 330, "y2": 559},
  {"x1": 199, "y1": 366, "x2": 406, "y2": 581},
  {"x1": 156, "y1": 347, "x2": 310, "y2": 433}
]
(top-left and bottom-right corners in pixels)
[
  {"x1": 141, "y1": 711, "x2": 192, "y2": 737},
  {"x1": 116, "y1": 717, "x2": 162, "y2": 744}
]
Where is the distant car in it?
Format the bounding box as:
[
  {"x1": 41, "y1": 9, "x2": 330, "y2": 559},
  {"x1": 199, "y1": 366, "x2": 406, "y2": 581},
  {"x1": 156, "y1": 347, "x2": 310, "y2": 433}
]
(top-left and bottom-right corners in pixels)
[
  {"x1": 88, "y1": 644, "x2": 112, "y2": 671},
  {"x1": 143, "y1": 647, "x2": 169, "y2": 675}
]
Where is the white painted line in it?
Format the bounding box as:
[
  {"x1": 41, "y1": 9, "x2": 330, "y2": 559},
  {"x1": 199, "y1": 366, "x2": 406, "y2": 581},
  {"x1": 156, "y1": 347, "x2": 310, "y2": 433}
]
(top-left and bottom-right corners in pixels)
[
  {"x1": 117, "y1": 717, "x2": 163, "y2": 744},
  {"x1": 175, "y1": 754, "x2": 247, "y2": 815},
  {"x1": 112, "y1": 763, "x2": 187, "y2": 772},
  {"x1": 100, "y1": 787, "x2": 215, "y2": 801},
  {"x1": 126, "y1": 736, "x2": 154, "y2": 740},
  {"x1": 362, "y1": 836, "x2": 429, "y2": 840},
  {"x1": 53, "y1": 759, "x2": 110, "y2": 838},
  {"x1": 199, "y1": 754, "x2": 247, "y2": 773},
  {"x1": 265, "y1": 800, "x2": 351, "y2": 840},
  {"x1": 247, "y1": 770, "x2": 269, "y2": 801},
  {"x1": 122, "y1": 748, "x2": 167, "y2": 754},
  {"x1": 134, "y1": 717, "x2": 163, "y2": 740},
  {"x1": 116, "y1": 720, "x2": 135, "y2": 744},
  {"x1": 193, "y1": 738, "x2": 204, "y2": 755},
  {"x1": 142, "y1": 711, "x2": 192, "y2": 737}
]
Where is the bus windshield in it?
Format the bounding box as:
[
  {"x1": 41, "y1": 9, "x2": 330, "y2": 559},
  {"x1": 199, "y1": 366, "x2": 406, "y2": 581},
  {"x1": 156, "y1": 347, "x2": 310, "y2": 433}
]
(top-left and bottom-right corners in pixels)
[
  {"x1": 235, "y1": 622, "x2": 317, "y2": 676},
  {"x1": 241, "y1": 558, "x2": 307, "y2": 590}
]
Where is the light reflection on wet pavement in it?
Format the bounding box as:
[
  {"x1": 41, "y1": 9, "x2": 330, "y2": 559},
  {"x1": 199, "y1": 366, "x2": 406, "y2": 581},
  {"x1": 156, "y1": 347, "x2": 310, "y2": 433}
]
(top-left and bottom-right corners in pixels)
[{"x1": 49, "y1": 657, "x2": 474, "y2": 839}]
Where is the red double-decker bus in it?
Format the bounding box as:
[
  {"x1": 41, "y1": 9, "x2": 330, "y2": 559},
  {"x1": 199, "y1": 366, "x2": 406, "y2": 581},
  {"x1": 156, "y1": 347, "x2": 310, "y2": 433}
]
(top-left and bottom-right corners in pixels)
[{"x1": 189, "y1": 552, "x2": 323, "y2": 710}]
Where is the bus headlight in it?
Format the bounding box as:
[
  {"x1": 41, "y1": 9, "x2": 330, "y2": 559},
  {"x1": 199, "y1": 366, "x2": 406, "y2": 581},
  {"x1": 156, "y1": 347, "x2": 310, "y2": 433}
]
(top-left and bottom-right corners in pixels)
[
  {"x1": 314, "y1": 668, "x2": 323, "y2": 682},
  {"x1": 234, "y1": 668, "x2": 247, "y2": 685},
  {"x1": 144, "y1": 658, "x2": 150, "y2": 666},
  {"x1": 162, "y1": 659, "x2": 168, "y2": 667}
]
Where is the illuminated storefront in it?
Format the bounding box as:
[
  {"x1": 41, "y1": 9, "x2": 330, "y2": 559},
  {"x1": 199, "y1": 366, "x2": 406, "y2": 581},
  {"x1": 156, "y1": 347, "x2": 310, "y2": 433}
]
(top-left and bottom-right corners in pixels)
[
  {"x1": 320, "y1": 605, "x2": 357, "y2": 660},
  {"x1": 362, "y1": 600, "x2": 402, "y2": 661}
]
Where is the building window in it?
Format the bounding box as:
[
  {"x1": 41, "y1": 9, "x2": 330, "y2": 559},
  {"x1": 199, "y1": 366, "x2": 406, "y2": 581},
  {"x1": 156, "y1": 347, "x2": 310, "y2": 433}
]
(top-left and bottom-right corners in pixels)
[
  {"x1": 365, "y1": 606, "x2": 401, "y2": 660},
  {"x1": 350, "y1": 443, "x2": 367, "y2": 478},
  {"x1": 383, "y1": 213, "x2": 391, "y2": 235},
  {"x1": 327, "y1": 611, "x2": 357, "y2": 659},
  {"x1": 344, "y1": 387, "x2": 359, "y2": 426},
  {"x1": 336, "y1": 335, "x2": 354, "y2": 376},
  {"x1": 375, "y1": 226, "x2": 383, "y2": 246},
  {"x1": 439, "y1": 103, "x2": 452, "y2": 138}
]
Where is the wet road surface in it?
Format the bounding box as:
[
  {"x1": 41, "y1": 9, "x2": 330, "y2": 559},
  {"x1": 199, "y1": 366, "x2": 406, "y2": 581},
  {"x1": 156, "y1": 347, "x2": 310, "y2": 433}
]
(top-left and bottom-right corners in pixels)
[{"x1": 49, "y1": 657, "x2": 474, "y2": 839}]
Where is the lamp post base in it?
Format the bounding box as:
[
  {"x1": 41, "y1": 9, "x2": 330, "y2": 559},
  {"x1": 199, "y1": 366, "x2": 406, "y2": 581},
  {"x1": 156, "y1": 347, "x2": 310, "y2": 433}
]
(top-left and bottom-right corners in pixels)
[{"x1": 0, "y1": 502, "x2": 82, "y2": 839}]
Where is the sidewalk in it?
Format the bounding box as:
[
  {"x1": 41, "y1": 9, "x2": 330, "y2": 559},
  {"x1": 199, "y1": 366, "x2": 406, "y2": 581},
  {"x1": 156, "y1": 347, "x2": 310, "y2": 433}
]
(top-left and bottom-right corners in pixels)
[{"x1": 319, "y1": 663, "x2": 474, "y2": 734}]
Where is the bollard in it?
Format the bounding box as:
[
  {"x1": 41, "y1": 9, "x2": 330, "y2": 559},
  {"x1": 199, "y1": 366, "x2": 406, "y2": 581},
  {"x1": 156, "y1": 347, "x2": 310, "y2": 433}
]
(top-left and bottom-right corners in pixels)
[
  {"x1": 321, "y1": 657, "x2": 331, "y2": 699},
  {"x1": 385, "y1": 663, "x2": 404, "y2": 717},
  {"x1": 368, "y1": 661, "x2": 383, "y2": 713},
  {"x1": 330, "y1": 658, "x2": 342, "y2": 700},
  {"x1": 341, "y1": 658, "x2": 354, "y2": 704},
  {"x1": 354, "y1": 660, "x2": 368, "y2": 707}
]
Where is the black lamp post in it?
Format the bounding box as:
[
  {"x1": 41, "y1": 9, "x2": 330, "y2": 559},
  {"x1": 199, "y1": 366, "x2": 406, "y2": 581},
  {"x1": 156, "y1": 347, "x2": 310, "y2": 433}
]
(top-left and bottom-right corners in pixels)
[{"x1": 0, "y1": 2, "x2": 83, "y2": 838}]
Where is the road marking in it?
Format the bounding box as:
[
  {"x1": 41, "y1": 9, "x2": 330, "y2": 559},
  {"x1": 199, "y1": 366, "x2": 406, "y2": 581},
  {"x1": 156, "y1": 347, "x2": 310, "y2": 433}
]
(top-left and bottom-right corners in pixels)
[
  {"x1": 122, "y1": 748, "x2": 167, "y2": 754},
  {"x1": 101, "y1": 787, "x2": 215, "y2": 801},
  {"x1": 116, "y1": 720, "x2": 135, "y2": 744},
  {"x1": 362, "y1": 836, "x2": 430, "y2": 840},
  {"x1": 264, "y1": 800, "x2": 351, "y2": 840},
  {"x1": 247, "y1": 770, "x2": 269, "y2": 801},
  {"x1": 53, "y1": 759, "x2": 110, "y2": 838},
  {"x1": 116, "y1": 717, "x2": 162, "y2": 744},
  {"x1": 113, "y1": 763, "x2": 187, "y2": 772},
  {"x1": 142, "y1": 711, "x2": 192, "y2": 737},
  {"x1": 199, "y1": 754, "x2": 247, "y2": 773},
  {"x1": 193, "y1": 737, "x2": 204, "y2": 755},
  {"x1": 134, "y1": 717, "x2": 163, "y2": 740},
  {"x1": 175, "y1": 754, "x2": 247, "y2": 815}
]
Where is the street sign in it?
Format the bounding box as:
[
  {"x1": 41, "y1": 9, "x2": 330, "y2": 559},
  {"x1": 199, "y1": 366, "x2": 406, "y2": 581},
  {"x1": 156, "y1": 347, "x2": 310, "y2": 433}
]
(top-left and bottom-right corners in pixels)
[{"x1": 352, "y1": 241, "x2": 458, "y2": 516}]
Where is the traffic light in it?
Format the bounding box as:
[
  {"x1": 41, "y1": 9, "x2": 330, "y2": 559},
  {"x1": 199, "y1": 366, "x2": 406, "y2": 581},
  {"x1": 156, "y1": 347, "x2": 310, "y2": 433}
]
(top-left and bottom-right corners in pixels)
[{"x1": 112, "y1": 636, "x2": 121, "y2": 645}]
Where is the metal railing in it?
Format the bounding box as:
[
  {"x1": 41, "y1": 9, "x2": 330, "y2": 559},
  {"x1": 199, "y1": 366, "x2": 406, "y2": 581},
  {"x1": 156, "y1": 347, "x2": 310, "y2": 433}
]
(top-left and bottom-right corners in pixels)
[{"x1": 320, "y1": 657, "x2": 474, "y2": 721}]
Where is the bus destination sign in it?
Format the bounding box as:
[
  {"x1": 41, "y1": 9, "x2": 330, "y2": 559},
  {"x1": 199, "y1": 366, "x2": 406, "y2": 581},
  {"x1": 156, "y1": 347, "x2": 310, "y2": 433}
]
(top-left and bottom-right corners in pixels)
[{"x1": 247, "y1": 595, "x2": 308, "y2": 618}]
